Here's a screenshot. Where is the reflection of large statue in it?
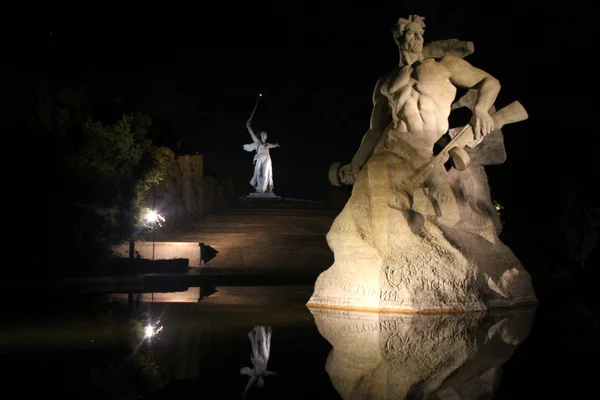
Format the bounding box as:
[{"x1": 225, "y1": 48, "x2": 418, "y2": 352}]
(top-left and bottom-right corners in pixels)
[
  {"x1": 310, "y1": 307, "x2": 535, "y2": 399},
  {"x1": 308, "y1": 15, "x2": 537, "y2": 312},
  {"x1": 243, "y1": 120, "x2": 281, "y2": 194}
]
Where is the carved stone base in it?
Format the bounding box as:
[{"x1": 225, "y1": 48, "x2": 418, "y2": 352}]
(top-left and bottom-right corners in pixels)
[
  {"x1": 307, "y1": 217, "x2": 537, "y2": 312},
  {"x1": 307, "y1": 147, "x2": 537, "y2": 313},
  {"x1": 307, "y1": 258, "x2": 537, "y2": 313}
]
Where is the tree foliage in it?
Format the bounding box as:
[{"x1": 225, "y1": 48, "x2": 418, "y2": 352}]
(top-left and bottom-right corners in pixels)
[
  {"x1": 26, "y1": 81, "x2": 164, "y2": 276},
  {"x1": 557, "y1": 195, "x2": 599, "y2": 268}
]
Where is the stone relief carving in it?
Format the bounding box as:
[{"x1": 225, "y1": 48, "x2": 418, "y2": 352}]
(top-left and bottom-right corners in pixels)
[{"x1": 384, "y1": 247, "x2": 451, "y2": 288}]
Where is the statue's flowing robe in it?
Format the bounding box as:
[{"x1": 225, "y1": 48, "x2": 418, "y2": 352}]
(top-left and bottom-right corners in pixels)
[{"x1": 243, "y1": 142, "x2": 274, "y2": 193}]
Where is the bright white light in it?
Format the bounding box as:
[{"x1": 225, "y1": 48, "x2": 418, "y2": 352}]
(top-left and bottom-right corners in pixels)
[
  {"x1": 144, "y1": 323, "x2": 163, "y2": 339},
  {"x1": 145, "y1": 325, "x2": 154, "y2": 338},
  {"x1": 144, "y1": 210, "x2": 165, "y2": 226},
  {"x1": 145, "y1": 210, "x2": 158, "y2": 223}
]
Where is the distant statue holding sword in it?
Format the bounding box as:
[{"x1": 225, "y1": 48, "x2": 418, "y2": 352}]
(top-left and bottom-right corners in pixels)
[{"x1": 243, "y1": 94, "x2": 281, "y2": 194}]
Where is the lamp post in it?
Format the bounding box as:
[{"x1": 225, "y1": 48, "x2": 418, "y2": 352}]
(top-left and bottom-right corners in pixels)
[
  {"x1": 152, "y1": 219, "x2": 155, "y2": 261},
  {"x1": 144, "y1": 210, "x2": 165, "y2": 261}
]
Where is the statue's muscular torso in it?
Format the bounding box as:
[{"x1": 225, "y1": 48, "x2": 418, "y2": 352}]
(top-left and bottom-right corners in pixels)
[
  {"x1": 380, "y1": 58, "x2": 457, "y2": 151},
  {"x1": 342, "y1": 54, "x2": 498, "y2": 186}
]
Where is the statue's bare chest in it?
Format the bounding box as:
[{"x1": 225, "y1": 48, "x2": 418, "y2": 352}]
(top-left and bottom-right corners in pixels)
[{"x1": 384, "y1": 59, "x2": 452, "y2": 97}]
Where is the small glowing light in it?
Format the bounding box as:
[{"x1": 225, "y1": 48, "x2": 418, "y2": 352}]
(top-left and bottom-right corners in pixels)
[
  {"x1": 493, "y1": 200, "x2": 504, "y2": 212},
  {"x1": 259, "y1": 93, "x2": 262, "y2": 97}
]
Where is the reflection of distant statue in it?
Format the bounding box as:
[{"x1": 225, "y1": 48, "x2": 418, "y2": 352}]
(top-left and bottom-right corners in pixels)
[
  {"x1": 243, "y1": 120, "x2": 281, "y2": 193},
  {"x1": 240, "y1": 326, "x2": 276, "y2": 399}
]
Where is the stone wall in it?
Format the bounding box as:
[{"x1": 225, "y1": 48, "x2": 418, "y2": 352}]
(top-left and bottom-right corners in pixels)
[
  {"x1": 144, "y1": 147, "x2": 237, "y2": 229},
  {"x1": 113, "y1": 241, "x2": 203, "y2": 266}
]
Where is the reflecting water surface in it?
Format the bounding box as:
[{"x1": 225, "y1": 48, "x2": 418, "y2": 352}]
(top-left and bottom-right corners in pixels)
[
  {"x1": 310, "y1": 308, "x2": 534, "y2": 399},
  {"x1": 0, "y1": 286, "x2": 597, "y2": 399}
]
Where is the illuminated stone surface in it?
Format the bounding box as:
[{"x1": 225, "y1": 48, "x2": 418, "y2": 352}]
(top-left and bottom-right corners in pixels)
[{"x1": 308, "y1": 15, "x2": 536, "y2": 312}]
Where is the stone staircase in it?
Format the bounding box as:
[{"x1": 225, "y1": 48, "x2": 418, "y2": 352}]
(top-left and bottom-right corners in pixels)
[{"x1": 153, "y1": 196, "x2": 338, "y2": 272}]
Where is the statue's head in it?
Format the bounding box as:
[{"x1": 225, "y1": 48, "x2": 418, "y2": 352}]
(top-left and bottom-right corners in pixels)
[
  {"x1": 260, "y1": 131, "x2": 268, "y2": 141},
  {"x1": 392, "y1": 15, "x2": 425, "y2": 54}
]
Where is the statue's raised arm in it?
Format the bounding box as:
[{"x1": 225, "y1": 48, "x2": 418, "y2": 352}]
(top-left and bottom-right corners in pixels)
[{"x1": 246, "y1": 119, "x2": 260, "y2": 143}]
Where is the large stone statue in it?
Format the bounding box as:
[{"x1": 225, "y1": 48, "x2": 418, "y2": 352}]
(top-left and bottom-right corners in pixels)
[
  {"x1": 307, "y1": 15, "x2": 537, "y2": 312},
  {"x1": 243, "y1": 119, "x2": 281, "y2": 194}
]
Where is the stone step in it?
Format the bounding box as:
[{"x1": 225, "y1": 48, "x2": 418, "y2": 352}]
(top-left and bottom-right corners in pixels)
[
  {"x1": 234, "y1": 196, "x2": 337, "y2": 209},
  {"x1": 163, "y1": 219, "x2": 334, "y2": 235},
  {"x1": 140, "y1": 197, "x2": 338, "y2": 270},
  {"x1": 214, "y1": 207, "x2": 339, "y2": 216}
]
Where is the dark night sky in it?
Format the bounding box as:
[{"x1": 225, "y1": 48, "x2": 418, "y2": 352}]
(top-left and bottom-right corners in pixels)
[{"x1": 7, "y1": 0, "x2": 598, "y2": 210}]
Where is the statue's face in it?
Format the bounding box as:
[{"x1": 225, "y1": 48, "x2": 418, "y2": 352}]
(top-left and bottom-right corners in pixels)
[
  {"x1": 400, "y1": 24, "x2": 424, "y2": 53},
  {"x1": 260, "y1": 131, "x2": 267, "y2": 141}
]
